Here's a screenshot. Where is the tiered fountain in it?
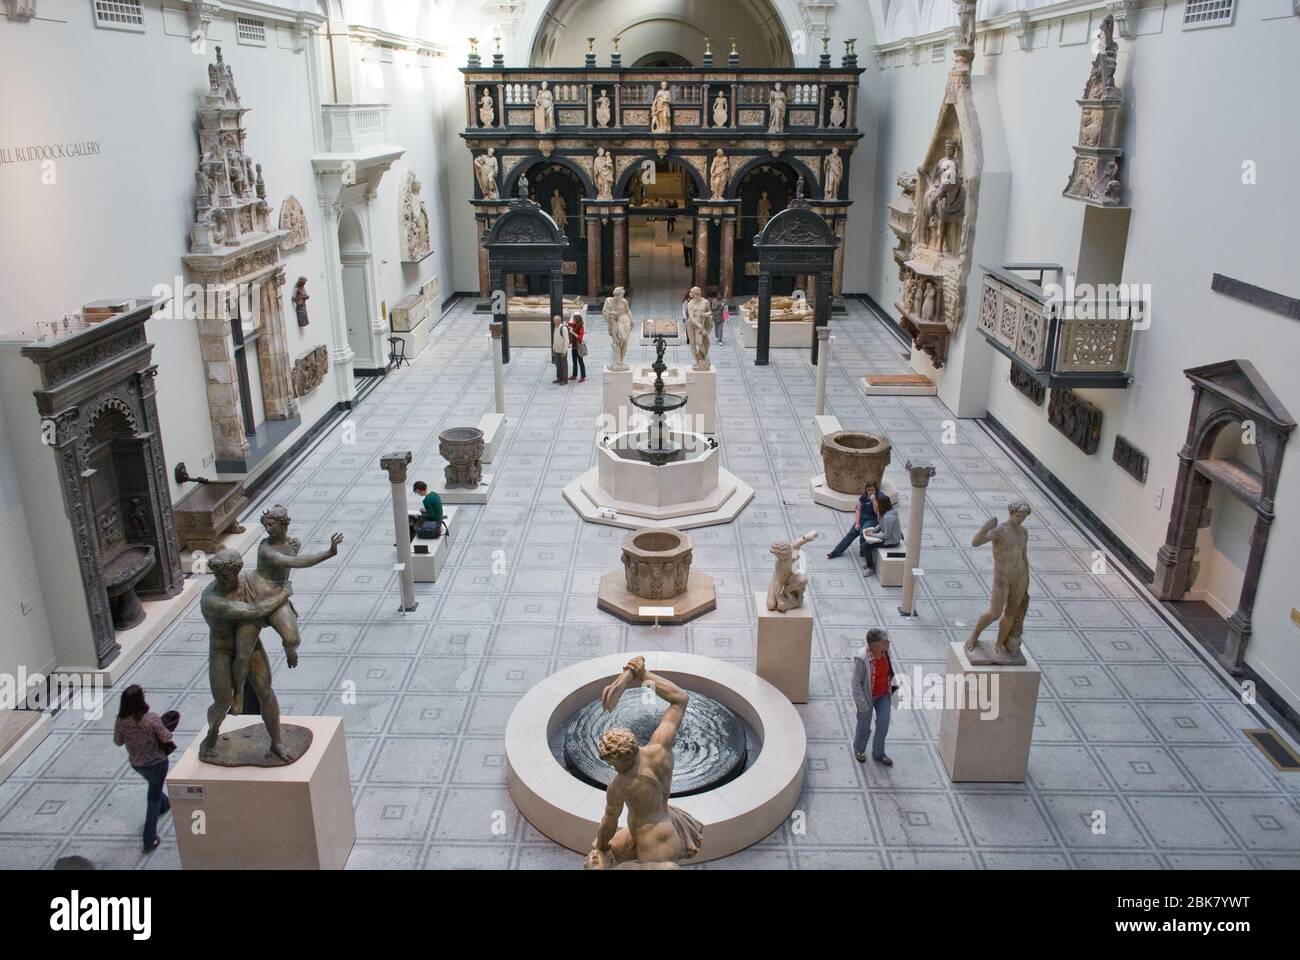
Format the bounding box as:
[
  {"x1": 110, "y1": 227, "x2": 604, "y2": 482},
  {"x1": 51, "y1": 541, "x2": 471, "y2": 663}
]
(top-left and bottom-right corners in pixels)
[{"x1": 630, "y1": 336, "x2": 688, "y2": 465}]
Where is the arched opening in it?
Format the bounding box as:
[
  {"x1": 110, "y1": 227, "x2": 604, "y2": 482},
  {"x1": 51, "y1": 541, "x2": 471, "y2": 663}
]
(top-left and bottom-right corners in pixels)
[
  {"x1": 338, "y1": 206, "x2": 378, "y2": 368},
  {"x1": 516, "y1": 159, "x2": 589, "y2": 296},
  {"x1": 632, "y1": 51, "x2": 694, "y2": 68},
  {"x1": 527, "y1": 0, "x2": 795, "y2": 69},
  {"x1": 733, "y1": 158, "x2": 806, "y2": 295}
]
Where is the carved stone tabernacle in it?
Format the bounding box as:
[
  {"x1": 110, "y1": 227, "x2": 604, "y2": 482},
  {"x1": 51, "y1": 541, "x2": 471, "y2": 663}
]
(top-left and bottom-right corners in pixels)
[{"x1": 1064, "y1": 15, "x2": 1127, "y2": 207}]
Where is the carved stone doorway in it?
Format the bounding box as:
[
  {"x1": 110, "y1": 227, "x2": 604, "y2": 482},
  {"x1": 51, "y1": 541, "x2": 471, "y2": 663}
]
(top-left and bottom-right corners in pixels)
[{"x1": 1153, "y1": 360, "x2": 1295, "y2": 674}]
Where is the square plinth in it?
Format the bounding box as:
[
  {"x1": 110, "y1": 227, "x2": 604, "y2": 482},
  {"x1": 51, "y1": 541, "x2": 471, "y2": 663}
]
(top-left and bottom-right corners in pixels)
[
  {"x1": 167, "y1": 715, "x2": 355, "y2": 869},
  {"x1": 938, "y1": 642, "x2": 1041, "y2": 783},
  {"x1": 431, "y1": 473, "x2": 494, "y2": 504},
  {"x1": 601, "y1": 366, "x2": 638, "y2": 426},
  {"x1": 754, "y1": 592, "x2": 814, "y2": 704},
  {"x1": 596, "y1": 570, "x2": 716, "y2": 624}
]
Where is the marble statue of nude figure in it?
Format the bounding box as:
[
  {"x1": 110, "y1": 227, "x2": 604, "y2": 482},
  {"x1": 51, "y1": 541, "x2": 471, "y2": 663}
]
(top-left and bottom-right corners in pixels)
[
  {"x1": 964, "y1": 500, "x2": 1032, "y2": 663},
  {"x1": 227, "y1": 505, "x2": 342, "y2": 714},
  {"x1": 584, "y1": 656, "x2": 704, "y2": 869}
]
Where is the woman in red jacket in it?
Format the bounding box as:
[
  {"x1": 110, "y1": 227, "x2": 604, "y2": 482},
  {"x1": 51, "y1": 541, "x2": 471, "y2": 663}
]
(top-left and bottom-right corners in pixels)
[{"x1": 568, "y1": 311, "x2": 587, "y2": 382}]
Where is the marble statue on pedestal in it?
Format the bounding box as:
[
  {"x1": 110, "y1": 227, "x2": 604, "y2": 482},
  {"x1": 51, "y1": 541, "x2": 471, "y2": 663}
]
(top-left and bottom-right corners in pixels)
[
  {"x1": 712, "y1": 91, "x2": 729, "y2": 128},
  {"x1": 767, "y1": 82, "x2": 787, "y2": 133},
  {"x1": 824, "y1": 147, "x2": 843, "y2": 200},
  {"x1": 767, "y1": 531, "x2": 819, "y2": 612},
  {"x1": 533, "y1": 80, "x2": 556, "y2": 133},
  {"x1": 685, "y1": 286, "x2": 712, "y2": 370},
  {"x1": 829, "y1": 90, "x2": 846, "y2": 129},
  {"x1": 603, "y1": 286, "x2": 633, "y2": 370},
  {"x1": 474, "y1": 147, "x2": 499, "y2": 199},
  {"x1": 650, "y1": 80, "x2": 673, "y2": 133},
  {"x1": 709, "y1": 149, "x2": 730, "y2": 200},
  {"x1": 594, "y1": 147, "x2": 614, "y2": 201},
  {"x1": 584, "y1": 656, "x2": 704, "y2": 870},
  {"x1": 964, "y1": 501, "x2": 1032, "y2": 664}
]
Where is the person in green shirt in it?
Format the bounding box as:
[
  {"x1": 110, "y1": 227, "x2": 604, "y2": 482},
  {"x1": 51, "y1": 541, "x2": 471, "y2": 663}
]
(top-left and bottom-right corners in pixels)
[{"x1": 411, "y1": 480, "x2": 445, "y2": 540}]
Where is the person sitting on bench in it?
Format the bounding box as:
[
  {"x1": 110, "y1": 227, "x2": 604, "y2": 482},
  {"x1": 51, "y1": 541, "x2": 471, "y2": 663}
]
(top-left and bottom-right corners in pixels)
[
  {"x1": 861, "y1": 492, "x2": 902, "y2": 576},
  {"x1": 410, "y1": 480, "x2": 445, "y2": 540},
  {"x1": 826, "y1": 484, "x2": 879, "y2": 560}
]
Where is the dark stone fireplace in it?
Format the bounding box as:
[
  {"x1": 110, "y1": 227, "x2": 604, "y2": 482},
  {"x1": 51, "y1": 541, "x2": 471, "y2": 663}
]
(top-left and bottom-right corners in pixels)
[{"x1": 20, "y1": 299, "x2": 184, "y2": 667}]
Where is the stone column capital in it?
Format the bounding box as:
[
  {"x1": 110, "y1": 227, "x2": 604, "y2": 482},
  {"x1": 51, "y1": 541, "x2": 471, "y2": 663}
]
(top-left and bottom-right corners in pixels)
[
  {"x1": 379, "y1": 450, "x2": 413, "y2": 483},
  {"x1": 816, "y1": 326, "x2": 829, "y2": 341},
  {"x1": 905, "y1": 458, "x2": 937, "y2": 487},
  {"x1": 489, "y1": 322, "x2": 504, "y2": 339}
]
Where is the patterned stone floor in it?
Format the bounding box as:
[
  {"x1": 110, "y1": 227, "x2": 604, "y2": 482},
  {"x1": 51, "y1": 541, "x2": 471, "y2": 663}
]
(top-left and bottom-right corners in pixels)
[{"x1": 3, "y1": 226, "x2": 1298, "y2": 870}]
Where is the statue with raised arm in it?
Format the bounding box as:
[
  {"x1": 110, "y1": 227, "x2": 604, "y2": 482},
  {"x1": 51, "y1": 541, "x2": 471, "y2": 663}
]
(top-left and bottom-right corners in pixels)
[
  {"x1": 584, "y1": 656, "x2": 704, "y2": 870},
  {"x1": 964, "y1": 500, "x2": 1031, "y2": 664},
  {"x1": 199, "y1": 550, "x2": 296, "y2": 763},
  {"x1": 767, "y1": 531, "x2": 819, "y2": 612},
  {"x1": 603, "y1": 285, "x2": 633, "y2": 370},
  {"x1": 227, "y1": 505, "x2": 343, "y2": 714}
]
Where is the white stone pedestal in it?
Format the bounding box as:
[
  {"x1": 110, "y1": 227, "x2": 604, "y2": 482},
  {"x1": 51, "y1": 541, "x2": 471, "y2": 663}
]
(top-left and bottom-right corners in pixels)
[
  {"x1": 681, "y1": 365, "x2": 716, "y2": 434},
  {"x1": 167, "y1": 715, "x2": 355, "y2": 869},
  {"x1": 754, "y1": 592, "x2": 814, "y2": 704},
  {"x1": 431, "y1": 473, "x2": 494, "y2": 504},
  {"x1": 477, "y1": 412, "x2": 505, "y2": 463},
  {"x1": 938, "y1": 642, "x2": 1040, "y2": 783},
  {"x1": 601, "y1": 366, "x2": 635, "y2": 428}
]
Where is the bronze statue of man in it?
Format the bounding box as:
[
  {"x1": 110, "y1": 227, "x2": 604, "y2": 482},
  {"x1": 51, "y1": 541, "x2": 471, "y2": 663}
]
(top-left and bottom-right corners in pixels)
[
  {"x1": 585, "y1": 656, "x2": 703, "y2": 869},
  {"x1": 199, "y1": 549, "x2": 295, "y2": 762}
]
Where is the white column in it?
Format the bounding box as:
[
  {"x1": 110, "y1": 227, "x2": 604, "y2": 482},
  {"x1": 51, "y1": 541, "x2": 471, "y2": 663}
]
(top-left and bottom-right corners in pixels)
[
  {"x1": 381, "y1": 451, "x2": 418, "y2": 612},
  {"x1": 490, "y1": 321, "x2": 506, "y2": 415},
  {"x1": 814, "y1": 326, "x2": 830, "y2": 416},
  {"x1": 317, "y1": 198, "x2": 358, "y2": 404},
  {"x1": 899, "y1": 459, "x2": 937, "y2": 617}
]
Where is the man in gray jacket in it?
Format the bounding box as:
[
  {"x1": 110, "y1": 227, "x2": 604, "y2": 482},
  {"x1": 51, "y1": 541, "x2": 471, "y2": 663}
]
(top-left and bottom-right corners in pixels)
[{"x1": 851, "y1": 628, "x2": 896, "y2": 765}]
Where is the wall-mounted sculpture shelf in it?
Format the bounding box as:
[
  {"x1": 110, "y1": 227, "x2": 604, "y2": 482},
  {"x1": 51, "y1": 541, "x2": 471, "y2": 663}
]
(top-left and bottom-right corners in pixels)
[{"x1": 978, "y1": 263, "x2": 1139, "y2": 390}]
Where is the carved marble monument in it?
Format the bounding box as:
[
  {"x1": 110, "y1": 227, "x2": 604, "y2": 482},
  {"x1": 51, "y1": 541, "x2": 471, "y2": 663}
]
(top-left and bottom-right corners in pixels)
[
  {"x1": 183, "y1": 47, "x2": 297, "y2": 471},
  {"x1": 964, "y1": 501, "x2": 1031, "y2": 665},
  {"x1": 292, "y1": 344, "x2": 329, "y2": 397},
  {"x1": 1064, "y1": 15, "x2": 1127, "y2": 207},
  {"x1": 603, "y1": 286, "x2": 633, "y2": 370},
  {"x1": 685, "y1": 286, "x2": 712, "y2": 370},
  {"x1": 891, "y1": 0, "x2": 984, "y2": 368},
  {"x1": 475, "y1": 147, "x2": 500, "y2": 199},
  {"x1": 400, "y1": 170, "x2": 432, "y2": 262}
]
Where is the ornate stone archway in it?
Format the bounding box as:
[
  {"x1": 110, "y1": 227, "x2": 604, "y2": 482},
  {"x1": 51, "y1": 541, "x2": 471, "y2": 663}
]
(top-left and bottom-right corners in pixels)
[
  {"x1": 482, "y1": 191, "x2": 569, "y2": 362},
  {"x1": 1153, "y1": 360, "x2": 1295, "y2": 674}
]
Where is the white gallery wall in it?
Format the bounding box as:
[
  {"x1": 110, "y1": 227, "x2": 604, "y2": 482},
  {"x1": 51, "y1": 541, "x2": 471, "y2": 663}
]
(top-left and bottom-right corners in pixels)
[
  {"x1": 864, "y1": 1, "x2": 1300, "y2": 709},
  {"x1": 0, "y1": 0, "x2": 457, "y2": 678}
]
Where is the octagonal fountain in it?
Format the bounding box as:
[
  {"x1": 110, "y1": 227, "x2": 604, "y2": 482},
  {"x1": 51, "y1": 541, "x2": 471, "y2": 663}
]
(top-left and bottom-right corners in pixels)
[
  {"x1": 506, "y1": 652, "x2": 807, "y2": 863},
  {"x1": 565, "y1": 336, "x2": 753, "y2": 529}
]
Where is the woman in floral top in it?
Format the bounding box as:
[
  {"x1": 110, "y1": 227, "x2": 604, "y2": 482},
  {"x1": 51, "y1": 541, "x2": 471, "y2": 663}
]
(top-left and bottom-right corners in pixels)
[{"x1": 113, "y1": 685, "x2": 173, "y2": 852}]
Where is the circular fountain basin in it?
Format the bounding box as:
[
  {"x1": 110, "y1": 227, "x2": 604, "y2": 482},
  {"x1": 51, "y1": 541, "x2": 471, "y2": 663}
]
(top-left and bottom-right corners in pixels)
[
  {"x1": 505, "y1": 652, "x2": 806, "y2": 863},
  {"x1": 598, "y1": 430, "x2": 718, "y2": 507}
]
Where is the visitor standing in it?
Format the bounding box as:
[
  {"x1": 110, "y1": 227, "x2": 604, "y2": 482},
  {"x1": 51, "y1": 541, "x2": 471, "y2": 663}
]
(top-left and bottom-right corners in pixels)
[
  {"x1": 682, "y1": 230, "x2": 694, "y2": 268},
  {"x1": 113, "y1": 684, "x2": 175, "y2": 852},
  {"x1": 709, "y1": 289, "x2": 724, "y2": 343},
  {"x1": 666, "y1": 200, "x2": 677, "y2": 233},
  {"x1": 551, "y1": 314, "x2": 571, "y2": 384},
  {"x1": 568, "y1": 311, "x2": 587, "y2": 383},
  {"x1": 851, "y1": 629, "x2": 896, "y2": 765}
]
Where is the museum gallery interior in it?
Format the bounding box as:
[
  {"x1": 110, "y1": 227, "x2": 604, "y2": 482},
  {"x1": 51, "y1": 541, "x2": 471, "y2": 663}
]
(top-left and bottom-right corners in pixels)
[{"x1": 0, "y1": 0, "x2": 1297, "y2": 874}]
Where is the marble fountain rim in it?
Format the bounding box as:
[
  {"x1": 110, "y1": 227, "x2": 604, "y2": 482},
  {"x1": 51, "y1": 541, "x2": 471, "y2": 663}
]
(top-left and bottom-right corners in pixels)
[{"x1": 504, "y1": 652, "x2": 807, "y2": 864}]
